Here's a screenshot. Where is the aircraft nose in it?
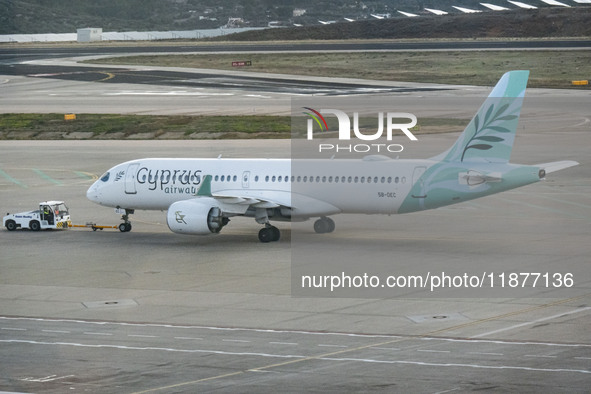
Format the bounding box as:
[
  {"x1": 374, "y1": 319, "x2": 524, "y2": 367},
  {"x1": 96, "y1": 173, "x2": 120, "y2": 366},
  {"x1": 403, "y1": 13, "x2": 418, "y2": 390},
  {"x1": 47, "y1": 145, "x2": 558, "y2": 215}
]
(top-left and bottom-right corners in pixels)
[{"x1": 86, "y1": 181, "x2": 101, "y2": 204}]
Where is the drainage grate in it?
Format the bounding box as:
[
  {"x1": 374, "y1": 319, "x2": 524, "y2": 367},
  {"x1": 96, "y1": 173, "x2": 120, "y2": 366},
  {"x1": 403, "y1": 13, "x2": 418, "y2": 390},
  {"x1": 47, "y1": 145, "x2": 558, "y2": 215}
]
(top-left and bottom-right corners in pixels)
[
  {"x1": 406, "y1": 312, "x2": 469, "y2": 324},
  {"x1": 82, "y1": 299, "x2": 138, "y2": 309}
]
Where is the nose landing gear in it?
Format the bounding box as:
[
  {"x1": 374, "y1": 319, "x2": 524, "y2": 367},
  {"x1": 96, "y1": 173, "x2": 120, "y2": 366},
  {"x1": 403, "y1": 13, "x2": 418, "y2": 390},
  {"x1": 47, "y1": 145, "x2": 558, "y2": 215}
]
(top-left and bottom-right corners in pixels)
[{"x1": 118, "y1": 209, "x2": 134, "y2": 232}]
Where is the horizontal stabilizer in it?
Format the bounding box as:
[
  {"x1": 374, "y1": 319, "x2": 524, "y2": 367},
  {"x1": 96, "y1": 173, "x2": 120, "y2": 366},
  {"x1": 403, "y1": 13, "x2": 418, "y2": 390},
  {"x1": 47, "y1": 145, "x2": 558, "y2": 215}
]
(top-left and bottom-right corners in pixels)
[{"x1": 536, "y1": 160, "x2": 579, "y2": 174}]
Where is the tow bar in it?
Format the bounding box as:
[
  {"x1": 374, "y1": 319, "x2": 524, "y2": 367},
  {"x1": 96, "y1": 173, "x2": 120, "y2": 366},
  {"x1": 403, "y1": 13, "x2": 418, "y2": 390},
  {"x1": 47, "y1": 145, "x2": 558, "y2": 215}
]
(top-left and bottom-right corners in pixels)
[{"x1": 70, "y1": 222, "x2": 119, "y2": 231}]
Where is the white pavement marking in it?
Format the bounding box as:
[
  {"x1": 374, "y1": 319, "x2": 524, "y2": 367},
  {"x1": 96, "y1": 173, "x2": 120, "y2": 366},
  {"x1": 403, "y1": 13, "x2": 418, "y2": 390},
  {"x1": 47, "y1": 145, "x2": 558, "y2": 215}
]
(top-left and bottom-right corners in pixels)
[
  {"x1": 248, "y1": 369, "x2": 281, "y2": 373},
  {"x1": 318, "y1": 344, "x2": 348, "y2": 348},
  {"x1": 20, "y1": 375, "x2": 75, "y2": 382},
  {"x1": 432, "y1": 388, "x2": 461, "y2": 394},
  {"x1": 471, "y1": 307, "x2": 591, "y2": 338},
  {"x1": 0, "y1": 339, "x2": 307, "y2": 359},
  {"x1": 83, "y1": 332, "x2": 113, "y2": 336},
  {"x1": 103, "y1": 91, "x2": 234, "y2": 96},
  {"x1": 318, "y1": 356, "x2": 591, "y2": 375},
  {"x1": 423, "y1": 336, "x2": 591, "y2": 347},
  {"x1": 417, "y1": 349, "x2": 451, "y2": 353},
  {"x1": 0, "y1": 316, "x2": 396, "y2": 339},
  {"x1": 468, "y1": 352, "x2": 504, "y2": 356}
]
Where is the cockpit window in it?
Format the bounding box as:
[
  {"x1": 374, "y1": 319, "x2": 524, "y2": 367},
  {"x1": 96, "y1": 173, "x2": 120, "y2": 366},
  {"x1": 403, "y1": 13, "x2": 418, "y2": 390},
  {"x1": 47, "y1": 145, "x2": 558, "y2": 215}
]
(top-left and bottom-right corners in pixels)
[{"x1": 100, "y1": 172, "x2": 110, "y2": 182}]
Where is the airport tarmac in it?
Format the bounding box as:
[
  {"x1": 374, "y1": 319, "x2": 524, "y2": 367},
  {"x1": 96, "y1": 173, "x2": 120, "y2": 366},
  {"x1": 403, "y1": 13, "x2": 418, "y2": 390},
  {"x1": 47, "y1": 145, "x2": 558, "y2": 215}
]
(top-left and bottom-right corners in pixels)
[
  {"x1": 0, "y1": 46, "x2": 590, "y2": 392},
  {"x1": 0, "y1": 130, "x2": 589, "y2": 393}
]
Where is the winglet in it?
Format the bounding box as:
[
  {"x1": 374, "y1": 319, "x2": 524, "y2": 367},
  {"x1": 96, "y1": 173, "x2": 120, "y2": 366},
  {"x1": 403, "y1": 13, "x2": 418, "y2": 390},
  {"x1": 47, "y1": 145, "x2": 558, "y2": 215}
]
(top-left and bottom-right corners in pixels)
[{"x1": 196, "y1": 175, "x2": 213, "y2": 196}]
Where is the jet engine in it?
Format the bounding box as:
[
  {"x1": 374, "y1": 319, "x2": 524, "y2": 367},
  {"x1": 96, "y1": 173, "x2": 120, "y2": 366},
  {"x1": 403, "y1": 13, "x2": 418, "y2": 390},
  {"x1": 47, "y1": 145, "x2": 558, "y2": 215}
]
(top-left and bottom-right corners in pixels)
[{"x1": 166, "y1": 198, "x2": 226, "y2": 235}]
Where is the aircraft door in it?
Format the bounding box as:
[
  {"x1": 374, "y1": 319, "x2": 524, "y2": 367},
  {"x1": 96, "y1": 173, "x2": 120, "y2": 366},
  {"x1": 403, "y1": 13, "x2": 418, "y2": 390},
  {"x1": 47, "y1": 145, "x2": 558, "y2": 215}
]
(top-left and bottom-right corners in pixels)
[
  {"x1": 411, "y1": 166, "x2": 427, "y2": 199},
  {"x1": 242, "y1": 171, "x2": 250, "y2": 189},
  {"x1": 125, "y1": 163, "x2": 140, "y2": 194}
]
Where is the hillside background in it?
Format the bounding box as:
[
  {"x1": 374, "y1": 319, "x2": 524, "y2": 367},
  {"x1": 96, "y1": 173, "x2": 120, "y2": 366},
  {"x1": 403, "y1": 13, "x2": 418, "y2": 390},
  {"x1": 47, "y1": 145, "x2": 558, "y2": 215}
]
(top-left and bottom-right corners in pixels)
[{"x1": 1, "y1": 0, "x2": 589, "y2": 34}]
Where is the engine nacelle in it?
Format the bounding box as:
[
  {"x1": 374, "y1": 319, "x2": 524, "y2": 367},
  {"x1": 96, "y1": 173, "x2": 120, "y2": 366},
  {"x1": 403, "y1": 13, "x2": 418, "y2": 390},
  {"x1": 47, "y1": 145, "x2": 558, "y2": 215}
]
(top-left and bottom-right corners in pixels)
[{"x1": 167, "y1": 198, "x2": 226, "y2": 235}]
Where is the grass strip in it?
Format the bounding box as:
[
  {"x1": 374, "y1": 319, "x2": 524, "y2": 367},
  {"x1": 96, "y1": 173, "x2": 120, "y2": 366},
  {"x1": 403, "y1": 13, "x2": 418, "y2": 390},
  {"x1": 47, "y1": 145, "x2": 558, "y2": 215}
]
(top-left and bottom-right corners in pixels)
[
  {"x1": 0, "y1": 114, "x2": 468, "y2": 140},
  {"x1": 86, "y1": 50, "x2": 591, "y2": 89}
]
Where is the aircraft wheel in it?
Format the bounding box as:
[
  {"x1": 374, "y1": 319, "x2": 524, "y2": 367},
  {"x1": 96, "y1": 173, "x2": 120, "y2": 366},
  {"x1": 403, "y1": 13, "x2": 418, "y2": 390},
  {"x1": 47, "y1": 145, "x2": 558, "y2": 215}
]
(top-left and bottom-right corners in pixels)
[
  {"x1": 119, "y1": 223, "x2": 132, "y2": 232},
  {"x1": 325, "y1": 217, "x2": 335, "y2": 233},
  {"x1": 314, "y1": 217, "x2": 335, "y2": 234},
  {"x1": 259, "y1": 226, "x2": 280, "y2": 243},
  {"x1": 270, "y1": 226, "x2": 280, "y2": 242},
  {"x1": 258, "y1": 227, "x2": 272, "y2": 243}
]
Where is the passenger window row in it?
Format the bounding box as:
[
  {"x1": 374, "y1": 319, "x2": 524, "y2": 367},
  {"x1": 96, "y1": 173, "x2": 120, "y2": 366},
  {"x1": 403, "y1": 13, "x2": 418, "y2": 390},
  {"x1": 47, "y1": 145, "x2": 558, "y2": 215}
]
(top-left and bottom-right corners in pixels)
[
  {"x1": 208, "y1": 175, "x2": 406, "y2": 183},
  {"x1": 213, "y1": 175, "x2": 238, "y2": 182},
  {"x1": 138, "y1": 172, "x2": 405, "y2": 185},
  {"x1": 247, "y1": 175, "x2": 406, "y2": 184}
]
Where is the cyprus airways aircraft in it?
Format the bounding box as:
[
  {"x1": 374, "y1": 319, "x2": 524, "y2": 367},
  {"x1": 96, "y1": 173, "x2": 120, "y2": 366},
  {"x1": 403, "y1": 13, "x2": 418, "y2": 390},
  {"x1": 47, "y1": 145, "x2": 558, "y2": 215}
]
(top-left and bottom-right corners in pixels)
[{"x1": 87, "y1": 71, "x2": 578, "y2": 242}]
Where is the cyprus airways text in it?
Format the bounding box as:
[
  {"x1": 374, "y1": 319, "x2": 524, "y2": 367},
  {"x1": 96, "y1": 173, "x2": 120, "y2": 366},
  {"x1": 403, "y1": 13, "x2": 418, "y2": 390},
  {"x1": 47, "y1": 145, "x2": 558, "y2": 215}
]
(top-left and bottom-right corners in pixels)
[{"x1": 136, "y1": 167, "x2": 202, "y2": 193}]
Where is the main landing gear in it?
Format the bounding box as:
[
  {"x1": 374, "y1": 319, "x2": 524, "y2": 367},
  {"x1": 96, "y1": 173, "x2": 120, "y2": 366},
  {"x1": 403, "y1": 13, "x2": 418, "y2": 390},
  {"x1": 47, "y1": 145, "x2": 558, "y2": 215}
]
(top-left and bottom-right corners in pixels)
[
  {"x1": 314, "y1": 217, "x2": 335, "y2": 234},
  {"x1": 258, "y1": 216, "x2": 335, "y2": 242},
  {"x1": 255, "y1": 208, "x2": 280, "y2": 243},
  {"x1": 258, "y1": 224, "x2": 280, "y2": 243},
  {"x1": 118, "y1": 209, "x2": 134, "y2": 233}
]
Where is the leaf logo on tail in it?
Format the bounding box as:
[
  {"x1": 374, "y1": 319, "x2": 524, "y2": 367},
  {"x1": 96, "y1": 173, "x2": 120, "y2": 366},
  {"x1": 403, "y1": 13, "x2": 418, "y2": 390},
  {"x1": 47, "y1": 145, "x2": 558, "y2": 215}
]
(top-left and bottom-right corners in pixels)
[{"x1": 461, "y1": 101, "x2": 518, "y2": 162}]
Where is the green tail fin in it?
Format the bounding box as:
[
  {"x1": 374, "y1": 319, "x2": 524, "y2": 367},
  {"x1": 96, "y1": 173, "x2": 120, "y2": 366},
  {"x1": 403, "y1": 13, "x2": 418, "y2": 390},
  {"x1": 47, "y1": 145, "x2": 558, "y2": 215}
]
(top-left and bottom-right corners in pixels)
[{"x1": 432, "y1": 70, "x2": 529, "y2": 163}]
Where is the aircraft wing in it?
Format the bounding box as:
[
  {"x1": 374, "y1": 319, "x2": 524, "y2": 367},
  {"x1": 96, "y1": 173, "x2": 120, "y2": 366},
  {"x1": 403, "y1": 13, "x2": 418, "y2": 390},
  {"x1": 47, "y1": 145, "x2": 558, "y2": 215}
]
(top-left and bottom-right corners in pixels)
[
  {"x1": 213, "y1": 190, "x2": 291, "y2": 210},
  {"x1": 196, "y1": 175, "x2": 340, "y2": 217},
  {"x1": 536, "y1": 160, "x2": 579, "y2": 174}
]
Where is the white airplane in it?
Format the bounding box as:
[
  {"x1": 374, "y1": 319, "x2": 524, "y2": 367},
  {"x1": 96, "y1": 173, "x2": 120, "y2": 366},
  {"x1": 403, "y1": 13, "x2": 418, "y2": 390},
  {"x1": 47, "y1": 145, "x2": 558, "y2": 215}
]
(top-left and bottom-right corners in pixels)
[{"x1": 87, "y1": 71, "x2": 578, "y2": 242}]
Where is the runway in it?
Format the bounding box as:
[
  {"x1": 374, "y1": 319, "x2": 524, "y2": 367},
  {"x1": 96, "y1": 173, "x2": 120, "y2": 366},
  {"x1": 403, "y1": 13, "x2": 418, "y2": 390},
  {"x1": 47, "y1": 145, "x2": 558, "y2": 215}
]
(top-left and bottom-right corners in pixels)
[
  {"x1": 0, "y1": 63, "x2": 447, "y2": 96},
  {"x1": 0, "y1": 43, "x2": 590, "y2": 392},
  {"x1": 1, "y1": 39, "x2": 590, "y2": 63}
]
